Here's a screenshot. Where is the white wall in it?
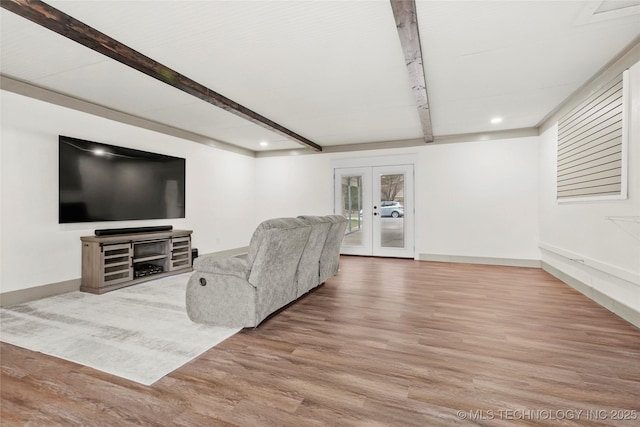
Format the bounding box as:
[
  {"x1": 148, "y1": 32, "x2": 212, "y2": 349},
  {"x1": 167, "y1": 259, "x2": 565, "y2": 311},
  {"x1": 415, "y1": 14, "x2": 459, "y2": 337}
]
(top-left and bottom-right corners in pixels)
[
  {"x1": 256, "y1": 136, "x2": 541, "y2": 262},
  {"x1": 538, "y1": 61, "x2": 640, "y2": 315},
  {"x1": 254, "y1": 153, "x2": 334, "y2": 222},
  {"x1": 418, "y1": 138, "x2": 540, "y2": 261},
  {"x1": 0, "y1": 90, "x2": 256, "y2": 293}
]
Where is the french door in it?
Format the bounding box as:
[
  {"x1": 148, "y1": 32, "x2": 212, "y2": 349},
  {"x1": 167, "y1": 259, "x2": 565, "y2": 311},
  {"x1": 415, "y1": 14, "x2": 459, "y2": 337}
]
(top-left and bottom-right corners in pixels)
[{"x1": 334, "y1": 164, "x2": 414, "y2": 258}]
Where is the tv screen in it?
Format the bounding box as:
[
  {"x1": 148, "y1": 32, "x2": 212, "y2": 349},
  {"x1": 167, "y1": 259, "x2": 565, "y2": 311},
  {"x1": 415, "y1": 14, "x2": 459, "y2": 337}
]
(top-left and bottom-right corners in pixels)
[{"x1": 59, "y1": 136, "x2": 186, "y2": 223}]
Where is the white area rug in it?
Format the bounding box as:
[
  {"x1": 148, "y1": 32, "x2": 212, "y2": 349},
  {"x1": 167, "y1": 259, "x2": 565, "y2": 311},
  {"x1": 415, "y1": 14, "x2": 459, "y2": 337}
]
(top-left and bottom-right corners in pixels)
[{"x1": 0, "y1": 273, "x2": 240, "y2": 385}]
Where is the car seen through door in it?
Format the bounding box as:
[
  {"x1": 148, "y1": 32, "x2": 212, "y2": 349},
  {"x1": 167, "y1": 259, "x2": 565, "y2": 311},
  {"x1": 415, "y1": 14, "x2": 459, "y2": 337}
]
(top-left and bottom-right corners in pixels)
[{"x1": 379, "y1": 201, "x2": 404, "y2": 218}]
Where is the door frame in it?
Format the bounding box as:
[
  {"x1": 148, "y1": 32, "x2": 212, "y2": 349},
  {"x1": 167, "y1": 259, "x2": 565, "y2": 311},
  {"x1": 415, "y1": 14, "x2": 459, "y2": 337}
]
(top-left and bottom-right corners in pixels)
[{"x1": 332, "y1": 154, "x2": 417, "y2": 259}]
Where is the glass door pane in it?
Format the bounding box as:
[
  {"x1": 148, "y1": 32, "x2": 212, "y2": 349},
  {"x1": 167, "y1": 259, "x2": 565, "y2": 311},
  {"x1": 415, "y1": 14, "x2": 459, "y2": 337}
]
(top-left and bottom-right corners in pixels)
[
  {"x1": 379, "y1": 173, "x2": 405, "y2": 248},
  {"x1": 341, "y1": 175, "x2": 364, "y2": 246},
  {"x1": 372, "y1": 165, "x2": 414, "y2": 258},
  {"x1": 334, "y1": 167, "x2": 372, "y2": 256}
]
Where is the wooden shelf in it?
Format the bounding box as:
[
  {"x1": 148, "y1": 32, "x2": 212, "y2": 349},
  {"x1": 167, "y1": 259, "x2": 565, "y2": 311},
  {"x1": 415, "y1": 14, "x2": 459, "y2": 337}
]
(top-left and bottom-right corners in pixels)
[
  {"x1": 134, "y1": 254, "x2": 168, "y2": 263},
  {"x1": 81, "y1": 229, "x2": 192, "y2": 294}
]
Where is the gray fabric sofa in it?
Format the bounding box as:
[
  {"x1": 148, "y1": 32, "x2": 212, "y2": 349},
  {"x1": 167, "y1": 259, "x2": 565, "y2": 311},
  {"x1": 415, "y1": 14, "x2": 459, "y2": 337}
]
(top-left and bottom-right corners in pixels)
[{"x1": 186, "y1": 215, "x2": 347, "y2": 328}]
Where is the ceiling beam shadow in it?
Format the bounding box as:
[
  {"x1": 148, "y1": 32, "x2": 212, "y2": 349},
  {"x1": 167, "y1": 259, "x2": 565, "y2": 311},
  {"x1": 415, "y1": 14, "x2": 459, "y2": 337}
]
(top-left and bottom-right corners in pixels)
[
  {"x1": 390, "y1": 0, "x2": 434, "y2": 143},
  {"x1": 1, "y1": 0, "x2": 322, "y2": 152}
]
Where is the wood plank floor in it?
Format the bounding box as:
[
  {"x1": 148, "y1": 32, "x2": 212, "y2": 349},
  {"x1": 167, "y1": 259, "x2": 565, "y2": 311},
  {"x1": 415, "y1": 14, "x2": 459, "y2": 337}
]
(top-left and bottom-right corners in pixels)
[{"x1": 2, "y1": 256, "x2": 639, "y2": 426}]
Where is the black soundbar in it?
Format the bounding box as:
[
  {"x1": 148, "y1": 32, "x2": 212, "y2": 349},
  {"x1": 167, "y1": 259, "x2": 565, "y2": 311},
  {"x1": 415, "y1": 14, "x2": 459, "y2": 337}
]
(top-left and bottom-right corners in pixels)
[{"x1": 95, "y1": 225, "x2": 173, "y2": 236}]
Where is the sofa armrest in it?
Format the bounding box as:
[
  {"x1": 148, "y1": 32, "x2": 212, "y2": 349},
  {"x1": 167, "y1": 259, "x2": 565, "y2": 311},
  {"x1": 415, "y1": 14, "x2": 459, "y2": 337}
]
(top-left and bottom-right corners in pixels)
[{"x1": 193, "y1": 255, "x2": 250, "y2": 279}]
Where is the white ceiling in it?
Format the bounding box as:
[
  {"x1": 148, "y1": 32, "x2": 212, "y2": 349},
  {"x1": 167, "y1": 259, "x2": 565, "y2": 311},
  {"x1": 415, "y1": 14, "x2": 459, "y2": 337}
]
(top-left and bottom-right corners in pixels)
[{"x1": 1, "y1": 0, "x2": 639, "y2": 153}]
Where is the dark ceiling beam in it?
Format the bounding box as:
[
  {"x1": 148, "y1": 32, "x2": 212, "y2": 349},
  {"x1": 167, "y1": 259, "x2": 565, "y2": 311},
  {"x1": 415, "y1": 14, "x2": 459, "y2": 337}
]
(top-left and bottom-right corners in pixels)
[
  {"x1": 1, "y1": 0, "x2": 322, "y2": 152},
  {"x1": 390, "y1": 0, "x2": 434, "y2": 143}
]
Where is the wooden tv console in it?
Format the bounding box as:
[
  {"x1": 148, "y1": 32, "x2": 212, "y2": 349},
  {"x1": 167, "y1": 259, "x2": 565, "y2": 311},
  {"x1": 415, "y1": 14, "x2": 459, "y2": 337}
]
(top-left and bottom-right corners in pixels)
[{"x1": 80, "y1": 229, "x2": 193, "y2": 294}]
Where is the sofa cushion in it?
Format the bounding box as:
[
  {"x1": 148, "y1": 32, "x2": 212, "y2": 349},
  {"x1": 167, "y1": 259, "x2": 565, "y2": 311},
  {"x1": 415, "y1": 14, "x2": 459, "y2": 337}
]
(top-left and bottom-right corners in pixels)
[
  {"x1": 193, "y1": 255, "x2": 250, "y2": 280},
  {"x1": 246, "y1": 219, "x2": 312, "y2": 322},
  {"x1": 247, "y1": 217, "x2": 308, "y2": 265},
  {"x1": 297, "y1": 216, "x2": 332, "y2": 296}
]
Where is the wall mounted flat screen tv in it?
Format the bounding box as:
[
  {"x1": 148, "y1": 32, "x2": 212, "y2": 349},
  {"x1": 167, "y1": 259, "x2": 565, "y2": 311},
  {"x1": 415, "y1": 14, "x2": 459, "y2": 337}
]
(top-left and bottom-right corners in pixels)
[{"x1": 59, "y1": 135, "x2": 186, "y2": 223}]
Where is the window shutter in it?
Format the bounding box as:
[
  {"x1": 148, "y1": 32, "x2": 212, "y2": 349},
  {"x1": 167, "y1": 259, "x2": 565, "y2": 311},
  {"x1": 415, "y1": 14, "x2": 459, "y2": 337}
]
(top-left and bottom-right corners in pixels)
[{"x1": 557, "y1": 73, "x2": 626, "y2": 200}]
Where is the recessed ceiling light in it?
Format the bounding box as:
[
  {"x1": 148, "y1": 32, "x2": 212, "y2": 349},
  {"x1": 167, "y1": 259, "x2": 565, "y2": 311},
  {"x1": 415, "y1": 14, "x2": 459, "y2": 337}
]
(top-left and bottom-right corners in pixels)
[
  {"x1": 259, "y1": 141, "x2": 269, "y2": 147},
  {"x1": 490, "y1": 117, "x2": 503, "y2": 124},
  {"x1": 93, "y1": 148, "x2": 106, "y2": 156}
]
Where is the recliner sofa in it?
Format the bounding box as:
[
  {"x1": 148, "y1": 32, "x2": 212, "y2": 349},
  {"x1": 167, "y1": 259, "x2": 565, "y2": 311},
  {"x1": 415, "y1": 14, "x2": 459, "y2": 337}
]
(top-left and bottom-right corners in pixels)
[{"x1": 186, "y1": 215, "x2": 347, "y2": 327}]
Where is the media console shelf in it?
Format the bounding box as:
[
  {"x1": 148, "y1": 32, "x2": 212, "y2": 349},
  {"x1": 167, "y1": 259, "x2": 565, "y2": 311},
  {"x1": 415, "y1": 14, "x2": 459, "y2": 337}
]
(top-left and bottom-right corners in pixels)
[{"x1": 81, "y1": 229, "x2": 193, "y2": 294}]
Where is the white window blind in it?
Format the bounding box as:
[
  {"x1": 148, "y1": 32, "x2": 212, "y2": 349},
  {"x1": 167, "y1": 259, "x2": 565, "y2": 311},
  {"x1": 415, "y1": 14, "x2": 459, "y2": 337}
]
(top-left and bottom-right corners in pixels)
[{"x1": 557, "y1": 72, "x2": 627, "y2": 201}]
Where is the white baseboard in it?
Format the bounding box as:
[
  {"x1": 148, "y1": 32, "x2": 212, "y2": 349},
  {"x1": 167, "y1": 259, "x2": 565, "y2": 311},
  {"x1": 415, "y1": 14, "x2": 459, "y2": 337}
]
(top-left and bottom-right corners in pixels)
[
  {"x1": 418, "y1": 253, "x2": 541, "y2": 268},
  {"x1": 542, "y1": 262, "x2": 640, "y2": 329},
  {"x1": 539, "y1": 242, "x2": 640, "y2": 285}
]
